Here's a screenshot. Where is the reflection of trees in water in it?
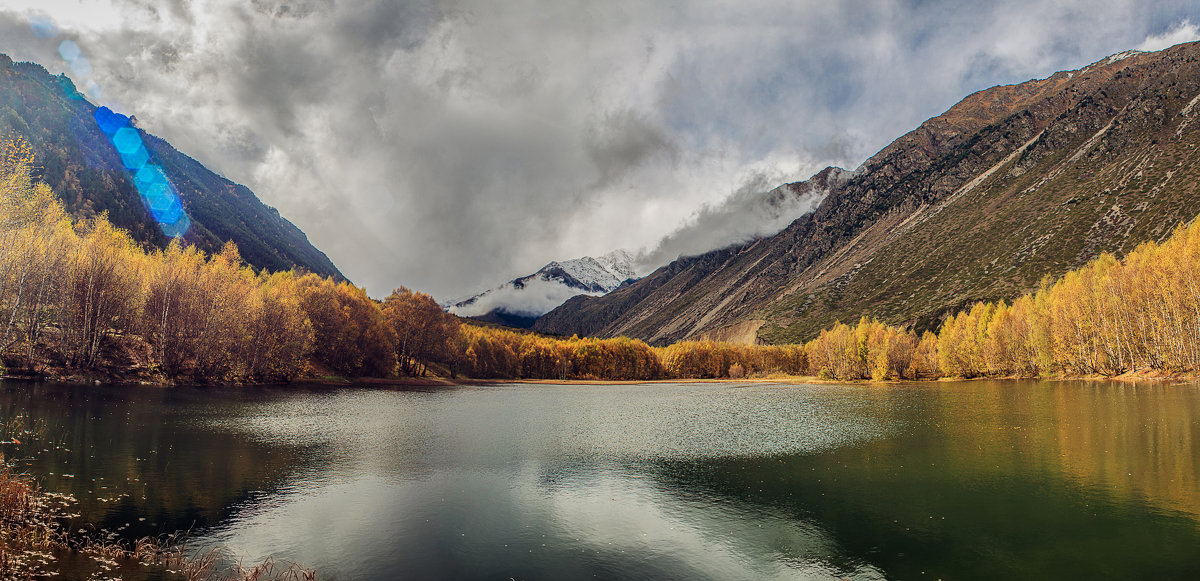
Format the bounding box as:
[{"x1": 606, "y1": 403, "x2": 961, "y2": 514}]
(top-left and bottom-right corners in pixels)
[
  {"x1": 0, "y1": 381, "x2": 315, "y2": 540},
  {"x1": 645, "y1": 381, "x2": 1200, "y2": 581},
  {"x1": 1050, "y1": 382, "x2": 1199, "y2": 517},
  {"x1": 915, "y1": 380, "x2": 1199, "y2": 518}
]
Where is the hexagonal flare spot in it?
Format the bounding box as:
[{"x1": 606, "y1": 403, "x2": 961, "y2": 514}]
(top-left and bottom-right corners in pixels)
[
  {"x1": 112, "y1": 127, "x2": 143, "y2": 155},
  {"x1": 152, "y1": 200, "x2": 184, "y2": 224},
  {"x1": 159, "y1": 214, "x2": 191, "y2": 238},
  {"x1": 93, "y1": 107, "x2": 128, "y2": 136},
  {"x1": 135, "y1": 164, "x2": 167, "y2": 189},
  {"x1": 95, "y1": 108, "x2": 191, "y2": 239},
  {"x1": 57, "y1": 40, "x2": 80, "y2": 63},
  {"x1": 121, "y1": 146, "x2": 149, "y2": 172}
]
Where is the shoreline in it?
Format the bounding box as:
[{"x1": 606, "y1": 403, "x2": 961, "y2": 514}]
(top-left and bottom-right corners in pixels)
[
  {"x1": 4, "y1": 370, "x2": 1197, "y2": 389},
  {"x1": 467, "y1": 373, "x2": 1200, "y2": 386}
]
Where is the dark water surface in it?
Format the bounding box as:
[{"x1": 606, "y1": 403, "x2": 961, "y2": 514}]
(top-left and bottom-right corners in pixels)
[{"x1": 0, "y1": 379, "x2": 1197, "y2": 580}]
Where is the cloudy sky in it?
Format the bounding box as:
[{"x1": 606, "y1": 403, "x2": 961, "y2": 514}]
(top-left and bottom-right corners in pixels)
[{"x1": 0, "y1": 0, "x2": 1197, "y2": 299}]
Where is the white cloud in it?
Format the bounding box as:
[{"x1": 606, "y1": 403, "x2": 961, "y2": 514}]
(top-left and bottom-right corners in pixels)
[
  {"x1": 2, "y1": 0, "x2": 123, "y2": 32},
  {"x1": 450, "y1": 278, "x2": 607, "y2": 318},
  {"x1": 1137, "y1": 20, "x2": 1200, "y2": 52},
  {"x1": 638, "y1": 165, "x2": 836, "y2": 268},
  {"x1": 0, "y1": 1, "x2": 1194, "y2": 301}
]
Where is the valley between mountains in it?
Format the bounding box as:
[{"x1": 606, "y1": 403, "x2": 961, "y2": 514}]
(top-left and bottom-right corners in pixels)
[
  {"x1": 535, "y1": 43, "x2": 1200, "y2": 346},
  {"x1": 7, "y1": 42, "x2": 1200, "y2": 385},
  {"x1": 6, "y1": 7, "x2": 1200, "y2": 581}
]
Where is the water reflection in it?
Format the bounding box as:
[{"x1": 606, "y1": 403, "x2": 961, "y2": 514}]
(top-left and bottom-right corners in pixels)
[
  {"x1": 212, "y1": 467, "x2": 882, "y2": 580},
  {"x1": 651, "y1": 381, "x2": 1200, "y2": 580},
  {"x1": 0, "y1": 382, "x2": 314, "y2": 538},
  {"x1": 0, "y1": 380, "x2": 1195, "y2": 580},
  {"x1": 1051, "y1": 382, "x2": 1200, "y2": 516}
]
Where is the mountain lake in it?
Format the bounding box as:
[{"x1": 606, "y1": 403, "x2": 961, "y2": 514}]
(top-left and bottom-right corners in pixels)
[{"x1": 0, "y1": 379, "x2": 1197, "y2": 580}]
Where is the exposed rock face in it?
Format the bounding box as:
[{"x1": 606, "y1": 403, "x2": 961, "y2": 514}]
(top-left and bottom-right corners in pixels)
[{"x1": 536, "y1": 43, "x2": 1200, "y2": 345}]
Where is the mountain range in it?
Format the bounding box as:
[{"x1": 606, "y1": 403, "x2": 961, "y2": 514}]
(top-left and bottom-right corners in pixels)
[
  {"x1": 450, "y1": 167, "x2": 853, "y2": 329},
  {"x1": 449, "y1": 250, "x2": 638, "y2": 328},
  {"x1": 0, "y1": 54, "x2": 341, "y2": 279},
  {"x1": 535, "y1": 42, "x2": 1200, "y2": 345},
  {"x1": 10, "y1": 39, "x2": 1200, "y2": 348}
]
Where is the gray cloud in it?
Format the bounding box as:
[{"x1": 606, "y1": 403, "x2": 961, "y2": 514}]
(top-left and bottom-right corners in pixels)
[
  {"x1": 585, "y1": 109, "x2": 677, "y2": 189},
  {"x1": 637, "y1": 169, "x2": 832, "y2": 270},
  {"x1": 0, "y1": 0, "x2": 1196, "y2": 300}
]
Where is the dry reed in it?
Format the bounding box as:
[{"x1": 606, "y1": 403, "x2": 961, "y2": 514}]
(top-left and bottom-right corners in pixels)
[{"x1": 0, "y1": 466, "x2": 316, "y2": 580}]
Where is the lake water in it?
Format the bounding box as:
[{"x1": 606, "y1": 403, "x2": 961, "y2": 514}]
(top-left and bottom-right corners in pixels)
[{"x1": 0, "y1": 379, "x2": 1197, "y2": 580}]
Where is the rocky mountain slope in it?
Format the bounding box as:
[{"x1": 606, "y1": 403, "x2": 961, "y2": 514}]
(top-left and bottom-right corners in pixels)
[
  {"x1": 536, "y1": 42, "x2": 1200, "y2": 345},
  {"x1": 449, "y1": 250, "x2": 638, "y2": 328},
  {"x1": 0, "y1": 54, "x2": 342, "y2": 278}
]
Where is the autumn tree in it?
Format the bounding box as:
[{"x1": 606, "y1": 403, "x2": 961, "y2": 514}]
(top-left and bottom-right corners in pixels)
[
  {"x1": 381, "y1": 286, "x2": 459, "y2": 376},
  {"x1": 911, "y1": 331, "x2": 940, "y2": 378},
  {"x1": 805, "y1": 321, "x2": 864, "y2": 380},
  {"x1": 0, "y1": 135, "x2": 72, "y2": 369},
  {"x1": 242, "y1": 271, "x2": 313, "y2": 380},
  {"x1": 57, "y1": 217, "x2": 141, "y2": 368},
  {"x1": 140, "y1": 240, "x2": 205, "y2": 376},
  {"x1": 297, "y1": 275, "x2": 395, "y2": 377}
]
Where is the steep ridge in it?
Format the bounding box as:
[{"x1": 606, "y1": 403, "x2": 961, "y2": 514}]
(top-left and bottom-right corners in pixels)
[
  {"x1": 536, "y1": 43, "x2": 1200, "y2": 344},
  {"x1": 534, "y1": 166, "x2": 851, "y2": 339},
  {"x1": 0, "y1": 54, "x2": 342, "y2": 279}
]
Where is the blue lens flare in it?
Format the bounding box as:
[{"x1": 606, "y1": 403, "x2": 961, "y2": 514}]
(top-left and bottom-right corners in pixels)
[
  {"x1": 57, "y1": 40, "x2": 80, "y2": 63},
  {"x1": 145, "y1": 182, "x2": 171, "y2": 207},
  {"x1": 44, "y1": 22, "x2": 193, "y2": 240},
  {"x1": 152, "y1": 199, "x2": 184, "y2": 224},
  {"x1": 93, "y1": 107, "x2": 126, "y2": 135},
  {"x1": 135, "y1": 165, "x2": 167, "y2": 188},
  {"x1": 85, "y1": 79, "x2": 102, "y2": 100},
  {"x1": 159, "y1": 214, "x2": 191, "y2": 238},
  {"x1": 120, "y1": 146, "x2": 149, "y2": 172},
  {"x1": 30, "y1": 17, "x2": 56, "y2": 39},
  {"x1": 112, "y1": 127, "x2": 141, "y2": 153},
  {"x1": 69, "y1": 56, "x2": 91, "y2": 77},
  {"x1": 58, "y1": 76, "x2": 82, "y2": 100},
  {"x1": 92, "y1": 106, "x2": 192, "y2": 238}
]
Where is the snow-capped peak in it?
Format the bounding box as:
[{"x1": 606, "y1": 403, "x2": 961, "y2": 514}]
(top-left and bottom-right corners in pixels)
[
  {"x1": 448, "y1": 250, "x2": 640, "y2": 322},
  {"x1": 595, "y1": 250, "x2": 638, "y2": 280},
  {"x1": 545, "y1": 250, "x2": 638, "y2": 294}
]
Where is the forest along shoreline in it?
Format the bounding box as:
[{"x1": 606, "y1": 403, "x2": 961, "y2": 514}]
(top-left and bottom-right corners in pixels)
[{"x1": 7, "y1": 135, "x2": 1200, "y2": 387}]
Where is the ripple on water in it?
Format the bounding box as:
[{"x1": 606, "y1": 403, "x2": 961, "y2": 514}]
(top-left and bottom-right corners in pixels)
[{"x1": 198, "y1": 383, "x2": 898, "y2": 464}]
